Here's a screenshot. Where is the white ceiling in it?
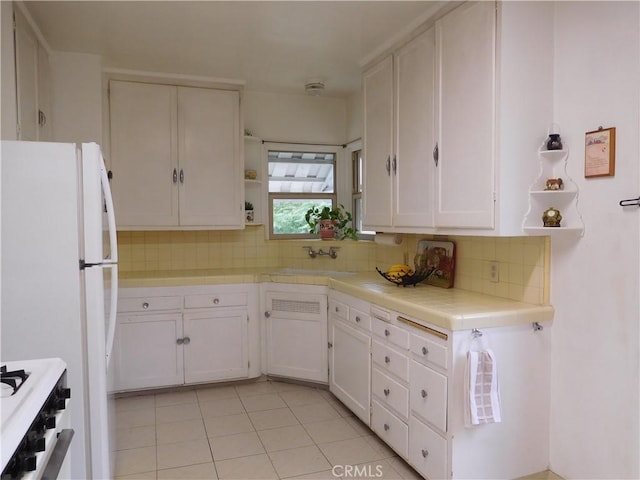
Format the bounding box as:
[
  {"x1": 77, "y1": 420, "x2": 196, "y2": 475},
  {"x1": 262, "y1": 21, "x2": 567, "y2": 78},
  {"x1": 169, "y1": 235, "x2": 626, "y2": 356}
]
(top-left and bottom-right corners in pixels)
[{"x1": 24, "y1": 1, "x2": 448, "y2": 98}]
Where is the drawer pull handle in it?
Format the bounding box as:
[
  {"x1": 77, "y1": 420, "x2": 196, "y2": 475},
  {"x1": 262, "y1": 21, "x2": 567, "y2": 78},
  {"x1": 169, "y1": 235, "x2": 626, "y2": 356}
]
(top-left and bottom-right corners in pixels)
[
  {"x1": 422, "y1": 346, "x2": 429, "y2": 355},
  {"x1": 355, "y1": 316, "x2": 361, "y2": 322},
  {"x1": 383, "y1": 423, "x2": 390, "y2": 431},
  {"x1": 142, "y1": 302, "x2": 149, "y2": 309},
  {"x1": 384, "y1": 329, "x2": 390, "y2": 337},
  {"x1": 422, "y1": 449, "x2": 429, "y2": 458},
  {"x1": 383, "y1": 388, "x2": 390, "y2": 396},
  {"x1": 384, "y1": 356, "x2": 390, "y2": 364},
  {"x1": 213, "y1": 298, "x2": 220, "y2": 305},
  {"x1": 421, "y1": 389, "x2": 428, "y2": 398}
]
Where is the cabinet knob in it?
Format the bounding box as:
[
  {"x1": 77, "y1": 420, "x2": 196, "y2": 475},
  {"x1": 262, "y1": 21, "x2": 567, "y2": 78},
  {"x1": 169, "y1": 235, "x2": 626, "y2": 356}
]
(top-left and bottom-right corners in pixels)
[
  {"x1": 212, "y1": 298, "x2": 220, "y2": 305},
  {"x1": 264, "y1": 311, "x2": 271, "y2": 318},
  {"x1": 383, "y1": 388, "x2": 390, "y2": 396},
  {"x1": 385, "y1": 156, "x2": 391, "y2": 175},
  {"x1": 384, "y1": 329, "x2": 390, "y2": 337},
  {"x1": 172, "y1": 168, "x2": 178, "y2": 184},
  {"x1": 383, "y1": 423, "x2": 390, "y2": 431},
  {"x1": 433, "y1": 143, "x2": 439, "y2": 167},
  {"x1": 421, "y1": 389, "x2": 428, "y2": 398},
  {"x1": 176, "y1": 338, "x2": 183, "y2": 345},
  {"x1": 422, "y1": 346, "x2": 429, "y2": 355},
  {"x1": 422, "y1": 449, "x2": 429, "y2": 458},
  {"x1": 335, "y1": 306, "x2": 339, "y2": 313},
  {"x1": 142, "y1": 302, "x2": 149, "y2": 309},
  {"x1": 355, "y1": 316, "x2": 361, "y2": 323},
  {"x1": 384, "y1": 356, "x2": 390, "y2": 364},
  {"x1": 179, "y1": 168, "x2": 184, "y2": 184},
  {"x1": 183, "y1": 337, "x2": 191, "y2": 345}
]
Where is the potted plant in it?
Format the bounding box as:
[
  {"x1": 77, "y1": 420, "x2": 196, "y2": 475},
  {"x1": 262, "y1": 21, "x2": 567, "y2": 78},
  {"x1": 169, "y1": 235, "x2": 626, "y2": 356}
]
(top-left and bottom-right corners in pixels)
[
  {"x1": 244, "y1": 201, "x2": 254, "y2": 223},
  {"x1": 305, "y1": 203, "x2": 358, "y2": 240}
]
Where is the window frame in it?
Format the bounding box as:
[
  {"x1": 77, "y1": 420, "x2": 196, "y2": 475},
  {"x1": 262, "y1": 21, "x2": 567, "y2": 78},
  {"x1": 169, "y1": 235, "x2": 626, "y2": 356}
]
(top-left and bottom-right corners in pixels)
[{"x1": 266, "y1": 143, "x2": 340, "y2": 240}]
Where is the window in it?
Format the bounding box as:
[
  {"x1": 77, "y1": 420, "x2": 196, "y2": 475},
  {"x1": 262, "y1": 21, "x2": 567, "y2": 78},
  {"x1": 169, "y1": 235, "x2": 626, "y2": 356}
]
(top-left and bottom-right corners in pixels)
[
  {"x1": 268, "y1": 148, "x2": 337, "y2": 238},
  {"x1": 352, "y1": 149, "x2": 375, "y2": 239}
]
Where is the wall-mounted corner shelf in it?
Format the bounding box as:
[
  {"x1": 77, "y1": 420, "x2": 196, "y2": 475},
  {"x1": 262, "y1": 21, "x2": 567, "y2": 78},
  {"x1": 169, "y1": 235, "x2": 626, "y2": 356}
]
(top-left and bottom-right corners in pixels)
[
  {"x1": 523, "y1": 138, "x2": 584, "y2": 237},
  {"x1": 244, "y1": 135, "x2": 266, "y2": 227}
]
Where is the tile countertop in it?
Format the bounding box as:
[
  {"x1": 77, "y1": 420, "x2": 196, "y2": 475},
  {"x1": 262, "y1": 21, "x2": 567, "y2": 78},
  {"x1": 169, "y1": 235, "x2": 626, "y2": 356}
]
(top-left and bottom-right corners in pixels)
[{"x1": 118, "y1": 269, "x2": 554, "y2": 331}]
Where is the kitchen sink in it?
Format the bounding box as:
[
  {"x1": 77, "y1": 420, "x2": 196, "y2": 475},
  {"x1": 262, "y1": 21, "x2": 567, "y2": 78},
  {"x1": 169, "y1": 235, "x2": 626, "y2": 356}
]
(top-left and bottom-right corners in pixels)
[{"x1": 272, "y1": 268, "x2": 356, "y2": 277}]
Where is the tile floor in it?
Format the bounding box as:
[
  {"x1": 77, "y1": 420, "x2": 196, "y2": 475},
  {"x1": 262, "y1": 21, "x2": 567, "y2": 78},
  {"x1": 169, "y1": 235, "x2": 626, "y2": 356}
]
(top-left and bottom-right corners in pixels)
[{"x1": 113, "y1": 378, "x2": 423, "y2": 479}]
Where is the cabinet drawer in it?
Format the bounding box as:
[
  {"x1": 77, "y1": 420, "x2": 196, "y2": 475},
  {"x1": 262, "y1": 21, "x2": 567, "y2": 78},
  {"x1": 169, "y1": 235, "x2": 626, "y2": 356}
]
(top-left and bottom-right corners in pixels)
[
  {"x1": 372, "y1": 317, "x2": 409, "y2": 349},
  {"x1": 184, "y1": 292, "x2": 247, "y2": 309},
  {"x1": 371, "y1": 400, "x2": 408, "y2": 459},
  {"x1": 349, "y1": 308, "x2": 371, "y2": 331},
  {"x1": 118, "y1": 295, "x2": 182, "y2": 313},
  {"x1": 410, "y1": 333, "x2": 448, "y2": 370},
  {"x1": 410, "y1": 361, "x2": 447, "y2": 432},
  {"x1": 372, "y1": 340, "x2": 409, "y2": 381},
  {"x1": 409, "y1": 415, "x2": 448, "y2": 480},
  {"x1": 372, "y1": 368, "x2": 409, "y2": 419},
  {"x1": 329, "y1": 299, "x2": 349, "y2": 321}
]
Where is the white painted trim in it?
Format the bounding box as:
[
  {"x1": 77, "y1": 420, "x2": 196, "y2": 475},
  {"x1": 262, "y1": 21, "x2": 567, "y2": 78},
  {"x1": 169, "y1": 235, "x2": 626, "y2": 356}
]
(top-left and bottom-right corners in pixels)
[{"x1": 102, "y1": 67, "x2": 245, "y2": 90}]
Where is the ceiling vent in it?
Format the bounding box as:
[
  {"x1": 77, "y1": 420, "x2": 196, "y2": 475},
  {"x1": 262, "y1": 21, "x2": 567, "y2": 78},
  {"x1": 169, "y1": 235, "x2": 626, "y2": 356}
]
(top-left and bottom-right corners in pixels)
[{"x1": 305, "y1": 81, "x2": 325, "y2": 96}]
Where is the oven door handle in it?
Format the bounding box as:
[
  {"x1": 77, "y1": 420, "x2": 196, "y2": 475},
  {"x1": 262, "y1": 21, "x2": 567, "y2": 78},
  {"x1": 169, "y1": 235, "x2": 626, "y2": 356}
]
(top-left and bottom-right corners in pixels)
[{"x1": 41, "y1": 429, "x2": 74, "y2": 480}]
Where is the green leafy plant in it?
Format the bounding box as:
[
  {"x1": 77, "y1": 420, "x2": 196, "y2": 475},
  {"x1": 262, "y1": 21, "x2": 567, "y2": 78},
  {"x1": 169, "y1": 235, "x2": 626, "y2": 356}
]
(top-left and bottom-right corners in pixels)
[
  {"x1": 304, "y1": 203, "x2": 358, "y2": 240},
  {"x1": 244, "y1": 201, "x2": 254, "y2": 210}
]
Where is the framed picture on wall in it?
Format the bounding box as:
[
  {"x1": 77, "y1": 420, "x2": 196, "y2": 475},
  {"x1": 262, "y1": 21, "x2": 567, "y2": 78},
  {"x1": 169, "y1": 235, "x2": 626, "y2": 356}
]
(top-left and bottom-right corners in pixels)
[{"x1": 585, "y1": 126, "x2": 616, "y2": 178}]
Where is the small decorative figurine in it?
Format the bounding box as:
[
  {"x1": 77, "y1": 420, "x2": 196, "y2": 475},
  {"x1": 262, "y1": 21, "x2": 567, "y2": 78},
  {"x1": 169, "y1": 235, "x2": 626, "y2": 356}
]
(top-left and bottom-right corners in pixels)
[
  {"x1": 546, "y1": 123, "x2": 563, "y2": 150},
  {"x1": 542, "y1": 207, "x2": 562, "y2": 227},
  {"x1": 545, "y1": 178, "x2": 564, "y2": 190},
  {"x1": 546, "y1": 133, "x2": 563, "y2": 150}
]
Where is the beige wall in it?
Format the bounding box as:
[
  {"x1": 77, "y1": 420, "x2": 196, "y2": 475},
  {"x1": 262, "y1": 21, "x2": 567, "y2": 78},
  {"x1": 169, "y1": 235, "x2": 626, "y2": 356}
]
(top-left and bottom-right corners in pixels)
[{"x1": 117, "y1": 227, "x2": 549, "y2": 305}]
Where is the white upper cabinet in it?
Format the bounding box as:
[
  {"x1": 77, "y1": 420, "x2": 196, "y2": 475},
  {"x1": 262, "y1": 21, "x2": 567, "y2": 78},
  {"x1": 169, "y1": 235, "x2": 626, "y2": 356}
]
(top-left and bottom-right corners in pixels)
[
  {"x1": 363, "y1": 27, "x2": 436, "y2": 231},
  {"x1": 362, "y1": 1, "x2": 555, "y2": 236},
  {"x1": 13, "y1": 7, "x2": 52, "y2": 141},
  {"x1": 435, "y1": 1, "x2": 495, "y2": 229},
  {"x1": 110, "y1": 81, "x2": 179, "y2": 227},
  {"x1": 177, "y1": 86, "x2": 242, "y2": 227},
  {"x1": 109, "y1": 80, "x2": 243, "y2": 229},
  {"x1": 362, "y1": 56, "x2": 394, "y2": 228}
]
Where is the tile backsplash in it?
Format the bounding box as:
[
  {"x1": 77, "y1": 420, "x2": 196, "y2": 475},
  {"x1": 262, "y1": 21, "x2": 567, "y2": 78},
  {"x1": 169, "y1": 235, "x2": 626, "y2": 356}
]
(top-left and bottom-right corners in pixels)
[{"x1": 117, "y1": 226, "x2": 549, "y2": 305}]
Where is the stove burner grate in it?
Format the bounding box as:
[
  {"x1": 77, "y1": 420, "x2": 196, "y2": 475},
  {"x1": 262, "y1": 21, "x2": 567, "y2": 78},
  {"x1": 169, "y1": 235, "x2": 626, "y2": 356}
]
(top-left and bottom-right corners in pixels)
[{"x1": 0, "y1": 365, "x2": 29, "y2": 396}]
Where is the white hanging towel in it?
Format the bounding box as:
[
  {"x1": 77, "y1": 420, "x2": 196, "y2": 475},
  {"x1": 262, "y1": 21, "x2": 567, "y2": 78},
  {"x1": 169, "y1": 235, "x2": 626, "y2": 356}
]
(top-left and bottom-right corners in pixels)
[{"x1": 464, "y1": 348, "x2": 502, "y2": 427}]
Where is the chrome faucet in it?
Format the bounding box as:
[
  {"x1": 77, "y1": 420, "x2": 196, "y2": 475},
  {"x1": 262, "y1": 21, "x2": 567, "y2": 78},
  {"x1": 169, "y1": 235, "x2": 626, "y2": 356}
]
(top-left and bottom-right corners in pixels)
[{"x1": 302, "y1": 246, "x2": 339, "y2": 259}]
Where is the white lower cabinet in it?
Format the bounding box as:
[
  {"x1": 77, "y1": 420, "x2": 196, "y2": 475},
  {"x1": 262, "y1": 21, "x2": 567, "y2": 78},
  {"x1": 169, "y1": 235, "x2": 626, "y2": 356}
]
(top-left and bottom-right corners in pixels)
[
  {"x1": 183, "y1": 308, "x2": 248, "y2": 384},
  {"x1": 114, "y1": 285, "x2": 259, "y2": 392},
  {"x1": 115, "y1": 313, "x2": 184, "y2": 390},
  {"x1": 409, "y1": 415, "x2": 448, "y2": 480},
  {"x1": 262, "y1": 284, "x2": 328, "y2": 383},
  {"x1": 328, "y1": 291, "x2": 372, "y2": 425}
]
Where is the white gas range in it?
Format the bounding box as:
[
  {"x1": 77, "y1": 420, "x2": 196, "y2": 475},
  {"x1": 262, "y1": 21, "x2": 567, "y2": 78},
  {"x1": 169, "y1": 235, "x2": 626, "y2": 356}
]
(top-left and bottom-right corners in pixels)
[{"x1": 1, "y1": 358, "x2": 73, "y2": 480}]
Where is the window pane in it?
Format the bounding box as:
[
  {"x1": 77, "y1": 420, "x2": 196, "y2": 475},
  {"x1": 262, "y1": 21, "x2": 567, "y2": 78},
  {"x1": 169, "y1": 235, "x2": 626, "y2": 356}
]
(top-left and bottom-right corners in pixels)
[
  {"x1": 272, "y1": 198, "x2": 333, "y2": 235},
  {"x1": 268, "y1": 151, "x2": 335, "y2": 194}
]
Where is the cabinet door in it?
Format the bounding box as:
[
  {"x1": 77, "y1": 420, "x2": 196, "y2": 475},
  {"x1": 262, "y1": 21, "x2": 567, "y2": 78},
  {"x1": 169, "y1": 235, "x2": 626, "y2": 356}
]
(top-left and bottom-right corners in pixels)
[
  {"x1": 113, "y1": 313, "x2": 183, "y2": 391},
  {"x1": 183, "y1": 308, "x2": 249, "y2": 383},
  {"x1": 14, "y1": 8, "x2": 38, "y2": 141},
  {"x1": 329, "y1": 318, "x2": 371, "y2": 425},
  {"x1": 109, "y1": 81, "x2": 179, "y2": 227},
  {"x1": 435, "y1": 1, "x2": 496, "y2": 228},
  {"x1": 362, "y1": 56, "x2": 394, "y2": 229},
  {"x1": 394, "y1": 27, "x2": 436, "y2": 228},
  {"x1": 177, "y1": 87, "x2": 242, "y2": 227},
  {"x1": 265, "y1": 291, "x2": 328, "y2": 383}
]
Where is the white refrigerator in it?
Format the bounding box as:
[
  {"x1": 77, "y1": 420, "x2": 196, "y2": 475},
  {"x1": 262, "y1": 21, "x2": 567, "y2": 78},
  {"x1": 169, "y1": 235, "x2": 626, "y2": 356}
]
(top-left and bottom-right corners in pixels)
[{"x1": 1, "y1": 141, "x2": 118, "y2": 479}]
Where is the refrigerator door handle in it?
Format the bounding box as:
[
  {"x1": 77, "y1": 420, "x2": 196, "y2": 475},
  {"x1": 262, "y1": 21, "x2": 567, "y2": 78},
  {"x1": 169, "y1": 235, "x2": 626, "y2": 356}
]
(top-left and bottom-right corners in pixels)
[
  {"x1": 100, "y1": 158, "x2": 118, "y2": 263},
  {"x1": 105, "y1": 262, "x2": 118, "y2": 369}
]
